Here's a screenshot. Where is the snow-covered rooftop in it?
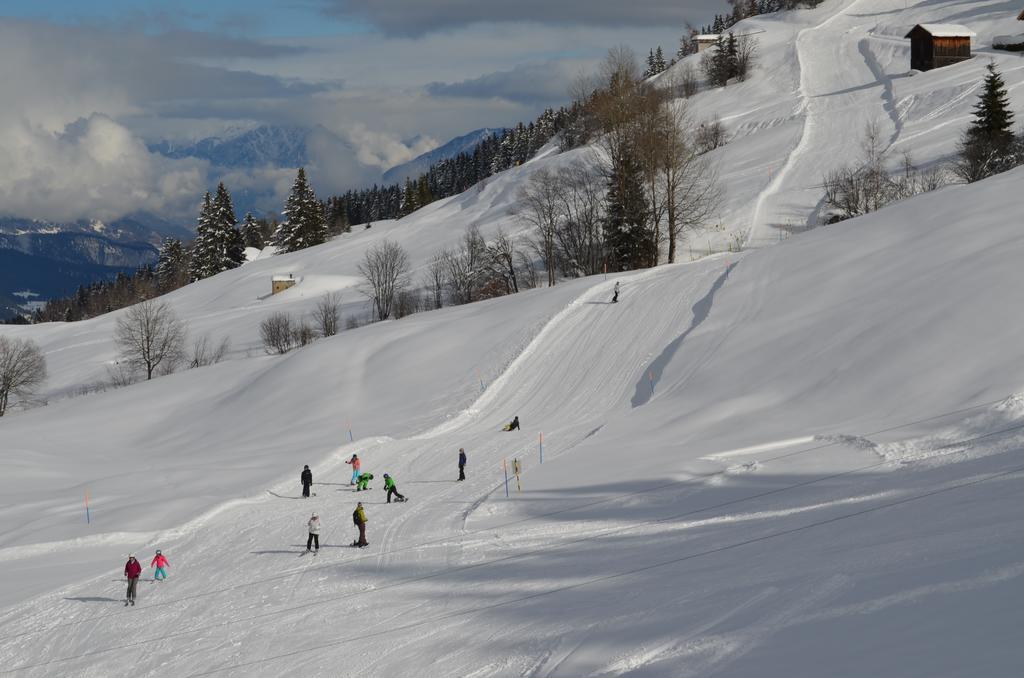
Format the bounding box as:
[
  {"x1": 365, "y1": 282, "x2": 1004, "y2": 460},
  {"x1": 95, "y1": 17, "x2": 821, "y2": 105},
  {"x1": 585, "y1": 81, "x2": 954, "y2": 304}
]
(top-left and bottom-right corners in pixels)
[
  {"x1": 907, "y1": 23, "x2": 977, "y2": 37},
  {"x1": 694, "y1": 34, "x2": 719, "y2": 40},
  {"x1": 272, "y1": 274, "x2": 295, "y2": 282}
]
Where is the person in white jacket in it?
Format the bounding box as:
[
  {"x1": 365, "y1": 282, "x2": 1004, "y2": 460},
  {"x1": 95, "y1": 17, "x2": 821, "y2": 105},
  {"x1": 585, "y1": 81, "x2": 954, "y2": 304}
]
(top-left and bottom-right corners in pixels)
[{"x1": 306, "y1": 513, "x2": 321, "y2": 552}]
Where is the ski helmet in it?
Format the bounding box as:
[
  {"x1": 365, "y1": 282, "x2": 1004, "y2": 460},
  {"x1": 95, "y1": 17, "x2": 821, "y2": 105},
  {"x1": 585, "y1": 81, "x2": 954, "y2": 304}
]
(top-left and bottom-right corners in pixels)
[
  {"x1": 128, "y1": 553, "x2": 135, "y2": 558},
  {"x1": 383, "y1": 473, "x2": 389, "y2": 478},
  {"x1": 155, "y1": 549, "x2": 161, "y2": 555}
]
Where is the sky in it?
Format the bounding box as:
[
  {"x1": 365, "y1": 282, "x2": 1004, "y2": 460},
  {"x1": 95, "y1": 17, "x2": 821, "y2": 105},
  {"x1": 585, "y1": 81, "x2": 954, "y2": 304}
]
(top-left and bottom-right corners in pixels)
[{"x1": 0, "y1": 0, "x2": 723, "y2": 224}]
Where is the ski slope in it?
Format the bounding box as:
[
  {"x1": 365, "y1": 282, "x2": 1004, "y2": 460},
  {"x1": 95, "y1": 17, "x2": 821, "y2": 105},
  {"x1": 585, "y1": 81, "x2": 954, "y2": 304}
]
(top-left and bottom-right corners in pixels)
[{"x1": 3, "y1": 0, "x2": 1024, "y2": 674}]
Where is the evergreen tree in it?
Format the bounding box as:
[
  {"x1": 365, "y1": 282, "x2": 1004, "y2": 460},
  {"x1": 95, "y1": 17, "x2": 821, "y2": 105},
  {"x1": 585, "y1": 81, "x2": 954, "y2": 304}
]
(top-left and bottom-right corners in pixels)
[
  {"x1": 956, "y1": 63, "x2": 1020, "y2": 182},
  {"x1": 213, "y1": 182, "x2": 246, "y2": 269},
  {"x1": 241, "y1": 212, "x2": 264, "y2": 249},
  {"x1": 272, "y1": 168, "x2": 327, "y2": 253},
  {"x1": 644, "y1": 49, "x2": 657, "y2": 78},
  {"x1": 189, "y1": 192, "x2": 218, "y2": 281},
  {"x1": 654, "y1": 47, "x2": 667, "y2": 73},
  {"x1": 604, "y1": 149, "x2": 654, "y2": 272},
  {"x1": 156, "y1": 238, "x2": 189, "y2": 291}
]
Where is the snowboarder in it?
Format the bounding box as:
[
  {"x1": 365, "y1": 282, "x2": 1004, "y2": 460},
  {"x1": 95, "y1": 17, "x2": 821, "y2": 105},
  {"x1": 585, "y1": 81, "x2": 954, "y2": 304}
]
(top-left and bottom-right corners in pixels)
[
  {"x1": 346, "y1": 454, "x2": 361, "y2": 485},
  {"x1": 503, "y1": 416, "x2": 520, "y2": 432},
  {"x1": 356, "y1": 472, "x2": 374, "y2": 491},
  {"x1": 301, "y1": 464, "x2": 313, "y2": 498},
  {"x1": 612, "y1": 281, "x2": 620, "y2": 303},
  {"x1": 124, "y1": 554, "x2": 142, "y2": 606},
  {"x1": 150, "y1": 550, "x2": 169, "y2": 581},
  {"x1": 352, "y1": 502, "x2": 368, "y2": 547},
  {"x1": 306, "y1": 513, "x2": 321, "y2": 552},
  {"x1": 458, "y1": 448, "x2": 467, "y2": 481},
  {"x1": 383, "y1": 473, "x2": 406, "y2": 503}
]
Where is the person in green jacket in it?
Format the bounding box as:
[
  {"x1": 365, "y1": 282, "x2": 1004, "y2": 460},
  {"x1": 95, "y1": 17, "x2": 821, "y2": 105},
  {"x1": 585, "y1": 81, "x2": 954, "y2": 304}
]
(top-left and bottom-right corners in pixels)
[
  {"x1": 356, "y1": 472, "x2": 373, "y2": 491},
  {"x1": 382, "y1": 473, "x2": 406, "y2": 503},
  {"x1": 352, "y1": 502, "x2": 368, "y2": 547}
]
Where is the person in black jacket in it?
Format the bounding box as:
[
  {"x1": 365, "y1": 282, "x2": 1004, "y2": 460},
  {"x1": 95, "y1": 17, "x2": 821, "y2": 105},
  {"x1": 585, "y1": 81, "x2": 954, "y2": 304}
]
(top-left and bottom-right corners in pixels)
[
  {"x1": 301, "y1": 465, "x2": 313, "y2": 498},
  {"x1": 503, "y1": 416, "x2": 520, "y2": 432},
  {"x1": 458, "y1": 448, "x2": 467, "y2": 481}
]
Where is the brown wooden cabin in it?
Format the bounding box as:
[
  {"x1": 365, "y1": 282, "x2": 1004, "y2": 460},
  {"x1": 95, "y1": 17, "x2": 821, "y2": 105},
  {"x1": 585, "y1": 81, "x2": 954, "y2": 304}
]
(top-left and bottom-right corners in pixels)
[{"x1": 904, "y1": 24, "x2": 975, "y2": 71}]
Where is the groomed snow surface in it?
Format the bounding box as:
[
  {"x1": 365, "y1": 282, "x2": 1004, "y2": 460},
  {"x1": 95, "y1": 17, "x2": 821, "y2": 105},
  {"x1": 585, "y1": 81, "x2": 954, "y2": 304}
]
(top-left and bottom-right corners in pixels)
[{"x1": 4, "y1": 0, "x2": 1024, "y2": 675}]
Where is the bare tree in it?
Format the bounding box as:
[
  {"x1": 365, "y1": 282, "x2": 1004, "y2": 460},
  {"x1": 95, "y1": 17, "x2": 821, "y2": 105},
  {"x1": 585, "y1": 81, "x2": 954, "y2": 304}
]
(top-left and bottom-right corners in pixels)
[
  {"x1": 734, "y1": 34, "x2": 758, "y2": 82},
  {"x1": 189, "y1": 334, "x2": 231, "y2": 368},
  {"x1": 661, "y1": 103, "x2": 722, "y2": 263},
  {"x1": 518, "y1": 169, "x2": 561, "y2": 286},
  {"x1": 260, "y1": 312, "x2": 296, "y2": 354},
  {"x1": 695, "y1": 116, "x2": 728, "y2": 154},
  {"x1": 555, "y1": 161, "x2": 606, "y2": 276},
  {"x1": 0, "y1": 336, "x2": 46, "y2": 416},
  {"x1": 114, "y1": 300, "x2": 186, "y2": 380},
  {"x1": 423, "y1": 253, "x2": 447, "y2": 310},
  {"x1": 484, "y1": 229, "x2": 520, "y2": 295},
  {"x1": 358, "y1": 239, "x2": 411, "y2": 321},
  {"x1": 443, "y1": 226, "x2": 488, "y2": 304},
  {"x1": 311, "y1": 291, "x2": 342, "y2": 337},
  {"x1": 292, "y1": 321, "x2": 316, "y2": 347}
]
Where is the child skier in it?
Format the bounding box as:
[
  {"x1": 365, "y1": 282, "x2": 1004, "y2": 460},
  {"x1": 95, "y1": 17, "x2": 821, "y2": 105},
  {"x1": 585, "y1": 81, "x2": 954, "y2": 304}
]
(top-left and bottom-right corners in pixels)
[
  {"x1": 383, "y1": 473, "x2": 406, "y2": 503},
  {"x1": 356, "y1": 472, "x2": 374, "y2": 491},
  {"x1": 306, "y1": 513, "x2": 321, "y2": 553},
  {"x1": 352, "y1": 502, "x2": 368, "y2": 548},
  {"x1": 346, "y1": 454, "x2": 361, "y2": 485},
  {"x1": 458, "y1": 448, "x2": 467, "y2": 481},
  {"x1": 612, "y1": 281, "x2": 620, "y2": 303},
  {"x1": 150, "y1": 550, "x2": 169, "y2": 581},
  {"x1": 124, "y1": 554, "x2": 142, "y2": 606},
  {"x1": 301, "y1": 464, "x2": 313, "y2": 498}
]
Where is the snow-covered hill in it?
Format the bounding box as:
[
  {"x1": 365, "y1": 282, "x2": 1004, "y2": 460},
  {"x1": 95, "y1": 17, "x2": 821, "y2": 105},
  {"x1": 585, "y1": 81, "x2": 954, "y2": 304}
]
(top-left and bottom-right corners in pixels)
[
  {"x1": 383, "y1": 128, "x2": 508, "y2": 184},
  {"x1": 2, "y1": 1, "x2": 1024, "y2": 675}
]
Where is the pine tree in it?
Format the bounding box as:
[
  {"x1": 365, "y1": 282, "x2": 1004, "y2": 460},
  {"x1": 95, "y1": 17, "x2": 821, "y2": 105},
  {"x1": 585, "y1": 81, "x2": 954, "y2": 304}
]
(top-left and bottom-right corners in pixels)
[
  {"x1": 157, "y1": 238, "x2": 189, "y2": 291},
  {"x1": 189, "y1": 192, "x2": 218, "y2": 281},
  {"x1": 956, "y1": 63, "x2": 1020, "y2": 182},
  {"x1": 604, "y1": 149, "x2": 654, "y2": 272},
  {"x1": 241, "y1": 212, "x2": 264, "y2": 249},
  {"x1": 214, "y1": 182, "x2": 246, "y2": 269},
  {"x1": 272, "y1": 168, "x2": 327, "y2": 253},
  {"x1": 654, "y1": 47, "x2": 667, "y2": 73}
]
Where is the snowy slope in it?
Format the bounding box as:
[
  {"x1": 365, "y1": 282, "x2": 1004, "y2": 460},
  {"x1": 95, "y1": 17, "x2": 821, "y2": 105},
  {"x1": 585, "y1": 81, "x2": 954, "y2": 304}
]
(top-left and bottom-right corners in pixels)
[
  {"x1": 3, "y1": 162, "x2": 1024, "y2": 677},
  {"x1": 661, "y1": 0, "x2": 1024, "y2": 250},
  {"x1": 3, "y1": 0, "x2": 1024, "y2": 674}
]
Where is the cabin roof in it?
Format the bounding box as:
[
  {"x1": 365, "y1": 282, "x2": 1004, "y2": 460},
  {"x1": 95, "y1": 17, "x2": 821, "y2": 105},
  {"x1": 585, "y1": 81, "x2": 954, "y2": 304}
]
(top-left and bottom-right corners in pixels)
[{"x1": 905, "y1": 23, "x2": 977, "y2": 38}]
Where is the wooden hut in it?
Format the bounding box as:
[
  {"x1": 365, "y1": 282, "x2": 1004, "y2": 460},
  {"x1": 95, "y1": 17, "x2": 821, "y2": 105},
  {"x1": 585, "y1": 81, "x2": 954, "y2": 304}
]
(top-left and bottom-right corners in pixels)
[
  {"x1": 692, "y1": 35, "x2": 720, "y2": 53},
  {"x1": 271, "y1": 274, "x2": 296, "y2": 295},
  {"x1": 904, "y1": 24, "x2": 976, "y2": 71}
]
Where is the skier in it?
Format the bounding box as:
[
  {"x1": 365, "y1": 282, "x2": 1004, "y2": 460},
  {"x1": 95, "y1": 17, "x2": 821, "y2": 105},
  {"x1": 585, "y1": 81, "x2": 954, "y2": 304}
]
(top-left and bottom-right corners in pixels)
[
  {"x1": 352, "y1": 502, "x2": 369, "y2": 548},
  {"x1": 150, "y1": 550, "x2": 169, "y2": 581},
  {"x1": 458, "y1": 448, "x2": 467, "y2": 481},
  {"x1": 346, "y1": 454, "x2": 361, "y2": 485},
  {"x1": 124, "y1": 554, "x2": 142, "y2": 606},
  {"x1": 306, "y1": 513, "x2": 321, "y2": 553},
  {"x1": 503, "y1": 416, "x2": 520, "y2": 432},
  {"x1": 383, "y1": 473, "x2": 406, "y2": 503},
  {"x1": 612, "y1": 281, "x2": 620, "y2": 303},
  {"x1": 301, "y1": 464, "x2": 313, "y2": 498},
  {"x1": 356, "y1": 472, "x2": 374, "y2": 491}
]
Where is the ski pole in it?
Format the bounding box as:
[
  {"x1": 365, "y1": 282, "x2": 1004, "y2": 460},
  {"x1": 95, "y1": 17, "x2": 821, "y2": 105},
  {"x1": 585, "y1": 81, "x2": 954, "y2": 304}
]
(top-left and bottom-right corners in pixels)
[
  {"x1": 539, "y1": 432, "x2": 544, "y2": 464},
  {"x1": 503, "y1": 459, "x2": 510, "y2": 498}
]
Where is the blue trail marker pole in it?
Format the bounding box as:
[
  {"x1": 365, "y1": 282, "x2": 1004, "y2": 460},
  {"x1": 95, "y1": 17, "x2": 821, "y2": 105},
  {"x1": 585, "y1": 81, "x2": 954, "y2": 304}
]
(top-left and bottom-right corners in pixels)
[
  {"x1": 503, "y1": 459, "x2": 510, "y2": 498},
  {"x1": 539, "y1": 432, "x2": 544, "y2": 464}
]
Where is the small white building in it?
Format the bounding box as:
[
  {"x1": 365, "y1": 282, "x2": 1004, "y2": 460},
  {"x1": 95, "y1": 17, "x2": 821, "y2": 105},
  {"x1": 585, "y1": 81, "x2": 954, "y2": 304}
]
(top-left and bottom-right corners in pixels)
[
  {"x1": 693, "y1": 35, "x2": 720, "y2": 53},
  {"x1": 272, "y1": 274, "x2": 296, "y2": 295}
]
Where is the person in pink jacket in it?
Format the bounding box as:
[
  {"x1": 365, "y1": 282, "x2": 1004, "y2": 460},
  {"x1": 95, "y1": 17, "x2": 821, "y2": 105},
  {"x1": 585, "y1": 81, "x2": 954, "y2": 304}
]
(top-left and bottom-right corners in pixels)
[
  {"x1": 151, "y1": 550, "x2": 169, "y2": 581},
  {"x1": 346, "y1": 454, "x2": 361, "y2": 485}
]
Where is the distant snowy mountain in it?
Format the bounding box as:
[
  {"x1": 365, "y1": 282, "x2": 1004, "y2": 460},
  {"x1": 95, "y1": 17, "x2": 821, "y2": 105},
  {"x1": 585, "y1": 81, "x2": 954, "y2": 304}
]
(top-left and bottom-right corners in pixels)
[
  {"x1": 148, "y1": 125, "x2": 311, "y2": 169},
  {"x1": 383, "y1": 128, "x2": 507, "y2": 184}
]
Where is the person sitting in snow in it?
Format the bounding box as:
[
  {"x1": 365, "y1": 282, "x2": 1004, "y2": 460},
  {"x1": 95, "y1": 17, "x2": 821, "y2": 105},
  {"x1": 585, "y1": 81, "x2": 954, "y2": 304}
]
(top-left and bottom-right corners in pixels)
[
  {"x1": 503, "y1": 416, "x2": 520, "y2": 432},
  {"x1": 356, "y1": 472, "x2": 374, "y2": 491},
  {"x1": 383, "y1": 473, "x2": 406, "y2": 503}
]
